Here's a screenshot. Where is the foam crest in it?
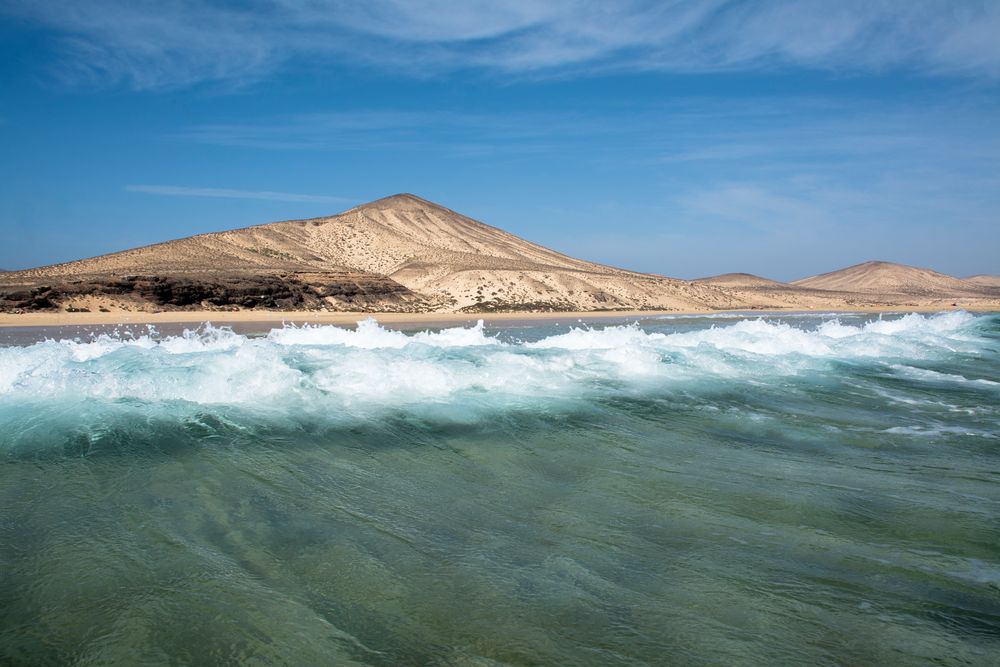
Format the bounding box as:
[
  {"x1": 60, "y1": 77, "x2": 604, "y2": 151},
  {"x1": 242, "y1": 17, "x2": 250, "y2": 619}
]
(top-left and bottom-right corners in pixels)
[
  {"x1": 527, "y1": 323, "x2": 662, "y2": 350},
  {"x1": 891, "y1": 365, "x2": 999, "y2": 387},
  {"x1": 0, "y1": 312, "x2": 988, "y2": 411},
  {"x1": 527, "y1": 311, "x2": 979, "y2": 359},
  {"x1": 38, "y1": 323, "x2": 247, "y2": 364},
  {"x1": 660, "y1": 319, "x2": 835, "y2": 356},
  {"x1": 0, "y1": 337, "x2": 298, "y2": 404},
  {"x1": 864, "y1": 310, "x2": 975, "y2": 335},
  {"x1": 268, "y1": 317, "x2": 499, "y2": 348},
  {"x1": 309, "y1": 349, "x2": 584, "y2": 408}
]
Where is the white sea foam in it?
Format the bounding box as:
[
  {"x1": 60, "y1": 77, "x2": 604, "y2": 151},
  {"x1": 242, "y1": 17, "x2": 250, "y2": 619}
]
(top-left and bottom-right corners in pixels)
[
  {"x1": 890, "y1": 365, "x2": 999, "y2": 387},
  {"x1": 267, "y1": 317, "x2": 498, "y2": 348},
  {"x1": 0, "y1": 311, "x2": 987, "y2": 408},
  {"x1": 883, "y1": 425, "x2": 998, "y2": 439}
]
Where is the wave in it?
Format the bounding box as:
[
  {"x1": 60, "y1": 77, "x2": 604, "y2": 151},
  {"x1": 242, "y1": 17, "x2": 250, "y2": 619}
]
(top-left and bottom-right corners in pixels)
[
  {"x1": 0, "y1": 312, "x2": 989, "y2": 411},
  {"x1": 890, "y1": 364, "x2": 1000, "y2": 388},
  {"x1": 267, "y1": 317, "x2": 499, "y2": 348}
]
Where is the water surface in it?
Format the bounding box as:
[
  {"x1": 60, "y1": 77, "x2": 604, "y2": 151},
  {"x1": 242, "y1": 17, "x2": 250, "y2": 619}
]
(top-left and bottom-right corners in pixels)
[{"x1": 2, "y1": 312, "x2": 998, "y2": 665}]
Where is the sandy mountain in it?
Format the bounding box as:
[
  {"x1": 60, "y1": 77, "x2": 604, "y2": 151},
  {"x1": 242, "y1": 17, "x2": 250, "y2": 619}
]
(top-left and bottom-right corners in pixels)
[
  {"x1": 0, "y1": 194, "x2": 740, "y2": 313},
  {"x1": 279, "y1": 194, "x2": 736, "y2": 311},
  {"x1": 694, "y1": 273, "x2": 787, "y2": 288},
  {"x1": 965, "y1": 274, "x2": 1000, "y2": 288},
  {"x1": 691, "y1": 271, "x2": 892, "y2": 311},
  {"x1": 792, "y1": 261, "x2": 991, "y2": 296}
]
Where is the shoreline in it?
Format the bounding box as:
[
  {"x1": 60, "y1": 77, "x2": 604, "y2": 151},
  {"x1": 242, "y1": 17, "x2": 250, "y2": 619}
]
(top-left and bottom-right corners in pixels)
[{"x1": 0, "y1": 304, "x2": 994, "y2": 329}]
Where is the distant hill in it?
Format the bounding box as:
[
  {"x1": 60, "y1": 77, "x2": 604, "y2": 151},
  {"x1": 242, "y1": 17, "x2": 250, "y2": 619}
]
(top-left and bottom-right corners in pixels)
[
  {"x1": 690, "y1": 270, "x2": 898, "y2": 311},
  {"x1": 792, "y1": 261, "x2": 991, "y2": 296},
  {"x1": 694, "y1": 273, "x2": 787, "y2": 288}
]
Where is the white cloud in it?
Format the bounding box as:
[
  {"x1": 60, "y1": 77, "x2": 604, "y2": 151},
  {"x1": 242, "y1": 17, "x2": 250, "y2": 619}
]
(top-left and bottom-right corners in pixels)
[
  {"x1": 676, "y1": 184, "x2": 836, "y2": 233},
  {"x1": 5, "y1": 1, "x2": 1000, "y2": 89},
  {"x1": 174, "y1": 109, "x2": 614, "y2": 153},
  {"x1": 125, "y1": 184, "x2": 354, "y2": 203}
]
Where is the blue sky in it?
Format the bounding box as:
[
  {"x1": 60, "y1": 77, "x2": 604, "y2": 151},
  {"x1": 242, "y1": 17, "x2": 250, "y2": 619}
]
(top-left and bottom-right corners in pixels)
[{"x1": 1, "y1": 1, "x2": 998, "y2": 280}]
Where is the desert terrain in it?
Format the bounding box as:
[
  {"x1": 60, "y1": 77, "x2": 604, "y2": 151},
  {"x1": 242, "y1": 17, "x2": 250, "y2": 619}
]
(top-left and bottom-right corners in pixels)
[
  {"x1": 965, "y1": 274, "x2": 1000, "y2": 288},
  {"x1": 1, "y1": 194, "x2": 997, "y2": 324},
  {"x1": 695, "y1": 261, "x2": 1000, "y2": 312}
]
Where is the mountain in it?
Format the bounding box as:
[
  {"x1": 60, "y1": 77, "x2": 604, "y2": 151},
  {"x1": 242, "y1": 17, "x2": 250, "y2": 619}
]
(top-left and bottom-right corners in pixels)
[
  {"x1": 0, "y1": 194, "x2": 738, "y2": 313},
  {"x1": 792, "y1": 261, "x2": 991, "y2": 296},
  {"x1": 4, "y1": 200, "x2": 997, "y2": 315}
]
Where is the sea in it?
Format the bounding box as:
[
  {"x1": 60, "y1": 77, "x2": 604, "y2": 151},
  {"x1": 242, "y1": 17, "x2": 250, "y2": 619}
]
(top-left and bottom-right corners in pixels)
[{"x1": 1, "y1": 311, "x2": 998, "y2": 666}]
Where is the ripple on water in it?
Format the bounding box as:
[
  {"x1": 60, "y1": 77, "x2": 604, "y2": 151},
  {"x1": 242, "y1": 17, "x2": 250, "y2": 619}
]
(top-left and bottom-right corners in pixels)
[{"x1": 1, "y1": 311, "x2": 998, "y2": 665}]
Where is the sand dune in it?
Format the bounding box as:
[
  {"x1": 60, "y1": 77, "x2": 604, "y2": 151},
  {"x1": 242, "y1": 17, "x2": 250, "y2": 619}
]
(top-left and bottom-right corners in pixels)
[{"x1": 2, "y1": 197, "x2": 997, "y2": 317}]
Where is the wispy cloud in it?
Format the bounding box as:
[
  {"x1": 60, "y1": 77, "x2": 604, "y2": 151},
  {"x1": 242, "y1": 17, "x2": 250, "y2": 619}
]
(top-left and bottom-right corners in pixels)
[
  {"x1": 175, "y1": 109, "x2": 617, "y2": 156},
  {"x1": 125, "y1": 185, "x2": 354, "y2": 203},
  {"x1": 176, "y1": 99, "x2": 816, "y2": 154},
  {"x1": 172, "y1": 95, "x2": 1000, "y2": 176},
  {"x1": 676, "y1": 184, "x2": 836, "y2": 234},
  {"x1": 557, "y1": 169, "x2": 1000, "y2": 281},
  {"x1": 5, "y1": 1, "x2": 1000, "y2": 90}
]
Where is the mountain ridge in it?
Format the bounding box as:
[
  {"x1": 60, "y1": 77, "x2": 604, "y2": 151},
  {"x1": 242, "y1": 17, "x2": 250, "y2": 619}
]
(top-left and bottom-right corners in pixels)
[{"x1": 0, "y1": 194, "x2": 739, "y2": 313}]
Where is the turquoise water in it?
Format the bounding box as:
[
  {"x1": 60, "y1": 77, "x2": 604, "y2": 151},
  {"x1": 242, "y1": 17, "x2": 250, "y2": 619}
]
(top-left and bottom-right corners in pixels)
[{"x1": 1, "y1": 311, "x2": 998, "y2": 665}]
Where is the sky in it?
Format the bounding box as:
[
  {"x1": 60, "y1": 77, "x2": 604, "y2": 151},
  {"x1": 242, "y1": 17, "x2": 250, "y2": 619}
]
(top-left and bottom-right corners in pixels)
[{"x1": 1, "y1": 1, "x2": 998, "y2": 281}]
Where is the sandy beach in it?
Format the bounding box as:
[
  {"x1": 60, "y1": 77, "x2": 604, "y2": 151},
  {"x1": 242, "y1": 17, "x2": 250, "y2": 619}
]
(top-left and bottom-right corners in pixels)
[{"x1": 2, "y1": 304, "x2": 995, "y2": 330}]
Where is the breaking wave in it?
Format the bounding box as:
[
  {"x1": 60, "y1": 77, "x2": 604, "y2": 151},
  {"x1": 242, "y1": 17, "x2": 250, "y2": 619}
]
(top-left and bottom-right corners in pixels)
[{"x1": 0, "y1": 312, "x2": 990, "y2": 412}]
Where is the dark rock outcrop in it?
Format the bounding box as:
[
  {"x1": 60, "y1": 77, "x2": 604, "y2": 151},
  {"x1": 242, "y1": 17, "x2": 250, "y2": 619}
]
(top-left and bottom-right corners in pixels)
[{"x1": 0, "y1": 272, "x2": 431, "y2": 313}]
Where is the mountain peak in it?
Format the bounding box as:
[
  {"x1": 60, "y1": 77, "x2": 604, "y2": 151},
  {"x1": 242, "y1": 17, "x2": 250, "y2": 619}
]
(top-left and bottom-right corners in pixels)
[
  {"x1": 792, "y1": 259, "x2": 981, "y2": 295},
  {"x1": 356, "y1": 193, "x2": 448, "y2": 213}
]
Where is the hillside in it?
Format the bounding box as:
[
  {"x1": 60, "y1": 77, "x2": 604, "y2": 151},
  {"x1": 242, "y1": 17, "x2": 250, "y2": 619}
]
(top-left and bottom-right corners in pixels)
[
  {"x1": 792, "y1": 261, "x2": 992, "y2": 296},
  {"x1": 690, "y1": 271, "x2": 900, "y2": 311},
  {"x1": 0, "y1": 194, "x2": 739, "y2": 313},
  {"x1": 965, "y1": 274, "x2": 1000, "y2": 288}
]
